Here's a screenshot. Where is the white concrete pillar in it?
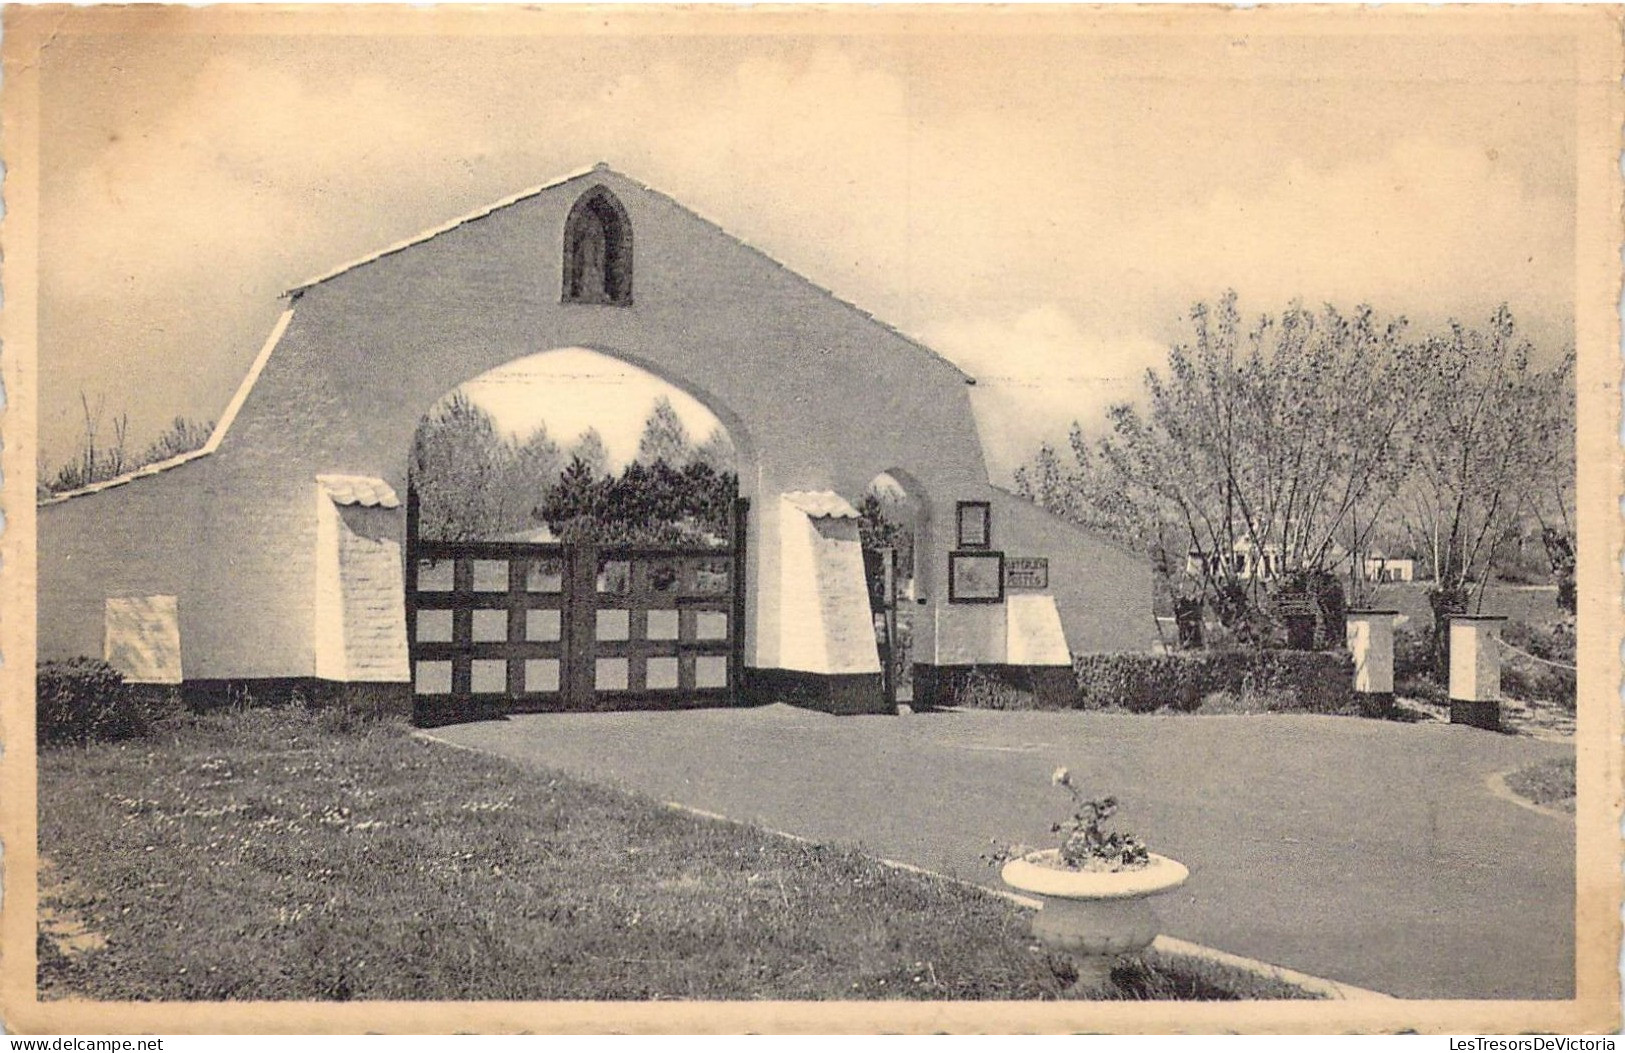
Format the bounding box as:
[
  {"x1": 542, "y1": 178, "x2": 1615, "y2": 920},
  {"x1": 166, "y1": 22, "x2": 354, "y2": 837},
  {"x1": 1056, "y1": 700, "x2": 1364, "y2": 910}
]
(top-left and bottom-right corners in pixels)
[
  {"x1": 768, "y1": 492, "x2": 887, "y2": 714},
  {"x1": 1006, "y1": 594, "x2": 1072, "y2": 667},
  {"x1": 1006, "y1": 593, "x2": 1078, "y2": 708},
  {"x1": 1345, "y1": 609, "x2": 1397, "y2": 716},
  {"x1": 1449, "y1": 615, "x2": 1506, "y2": 731}
]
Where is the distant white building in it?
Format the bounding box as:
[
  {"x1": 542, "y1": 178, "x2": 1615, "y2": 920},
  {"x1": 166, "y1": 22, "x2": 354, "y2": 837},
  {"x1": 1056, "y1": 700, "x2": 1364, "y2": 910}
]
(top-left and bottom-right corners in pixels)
[
  {"x1": 1185, "y1": 538, "x2": 1286, "y2": 581},
  {"x1": 1187, "y1": 538, "x2": 1405, "y2": 584},
  {"x1": 1363, "y1": 553, "x2": 1415, "y2": 583}
]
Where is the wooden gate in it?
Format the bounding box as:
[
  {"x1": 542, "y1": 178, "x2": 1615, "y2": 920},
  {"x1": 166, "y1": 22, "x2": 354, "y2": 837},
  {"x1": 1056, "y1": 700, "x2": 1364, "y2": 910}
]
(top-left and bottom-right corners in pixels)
[{"x1": 407, "y1": 497, "x2": 747, "y2": 725}]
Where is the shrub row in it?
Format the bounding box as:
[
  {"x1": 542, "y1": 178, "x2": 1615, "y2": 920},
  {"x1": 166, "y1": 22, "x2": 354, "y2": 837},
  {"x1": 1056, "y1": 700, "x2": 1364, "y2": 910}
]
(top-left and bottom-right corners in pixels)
[
  {"x1": 936, "y1": 650, "x2": 1356, "y2": 714},
  {"x1": 1501, "y1": 664, "x2": 1576, "y2": 711},
  {"x1": 37, "y1": 658, "x2": 180, "y2": 747},
  {"x1": 1393, "y1": 627, "x2": 1435, "y2": 683},
  {"x1": 944, "y1": 667, "x2": 1040, "y2": 711},
  {"x1": 1071, "y1": 649, "x2": 1355, "y2": 714},
  {"x1": 37, "y1": 660, "x2": 409, "y2": 746},
  {"x1": 1502, "y1": 619, "x2": 1577, "y2": 664},
  {"x1": 1391, "y1": 626, "x2": 1448, "y2": 704}
]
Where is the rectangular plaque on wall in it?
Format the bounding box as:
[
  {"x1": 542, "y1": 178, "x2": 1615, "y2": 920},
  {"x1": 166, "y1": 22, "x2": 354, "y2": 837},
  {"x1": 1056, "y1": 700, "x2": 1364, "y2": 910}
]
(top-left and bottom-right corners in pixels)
[
  {"x1": 1004, "y1": 557, "x2": 1049, "y2": 590},
  {"x1": 949, "y1": 550, "x2": 1005, "y2": 603},
  {"x1": 956, "y1": 501, "x2": 991, "y2": 548}
]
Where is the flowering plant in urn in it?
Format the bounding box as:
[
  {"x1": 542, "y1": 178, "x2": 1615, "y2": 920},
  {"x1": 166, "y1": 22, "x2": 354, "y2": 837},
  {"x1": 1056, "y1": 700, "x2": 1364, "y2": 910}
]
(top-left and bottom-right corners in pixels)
[
  {"x1": 983, "y1": 768, "x2": 1150, "y2": 872},
  {"x1": 1050, "y1": 769, "x2": 1149, "y2": 872},
  {"x1": 995, "y1": 768, "x2": 1188, "y2": 991}
]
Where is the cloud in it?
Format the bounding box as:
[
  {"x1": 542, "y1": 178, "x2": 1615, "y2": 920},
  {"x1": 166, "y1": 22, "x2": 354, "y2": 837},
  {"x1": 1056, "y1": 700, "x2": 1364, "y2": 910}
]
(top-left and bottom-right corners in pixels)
[
  {"x1": 38, "y1": 43, "x2": 924, "y2": 464},
  {"x1": 39, "y1": 51, "x2": 551, "y2": 464},
  {"x1": 1114, "y1": 138, "x2": 1572, "y2": 329},
  {"x1": 36, "y1": 37, "x2": 1575, "y2": 477},
  {"x1": 621, "y1": 48, "x2": 915, "y2": 302},
  {"x1": 48, "y1": 56, "x2": 500, "y2": 304},
  {"x1": 913, "y1": 133, "x2": 1575, "y2": 482},
  {"x1": 922, "y1": 306, "x2": 1162, "y2": 483}
]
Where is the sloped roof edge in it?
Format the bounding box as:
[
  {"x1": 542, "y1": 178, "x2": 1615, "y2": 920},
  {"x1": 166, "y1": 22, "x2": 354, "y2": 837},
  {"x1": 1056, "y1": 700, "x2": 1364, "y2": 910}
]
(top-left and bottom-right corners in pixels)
[
  {"x1": 39, "y1": 309, "x2": 296, "y2": 507},
  {"x1": 283, "y1": 162, "x2": 976, "y2": 386},
  {"x1": 284, "y1": 164, "x2": 602, "y2": 296},
  {"x1": 37, "y1": 448, "x2": 213, "y2": 507},
  {"x1": 620, "y1": 172, "x2": 977, "y2": 387}
]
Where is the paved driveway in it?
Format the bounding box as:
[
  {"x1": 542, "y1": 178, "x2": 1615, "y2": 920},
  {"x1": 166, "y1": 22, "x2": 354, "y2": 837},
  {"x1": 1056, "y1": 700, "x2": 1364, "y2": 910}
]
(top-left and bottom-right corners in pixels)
[{"x1": 428, "y1": 705, "x2": 1575, "y2": 1000}]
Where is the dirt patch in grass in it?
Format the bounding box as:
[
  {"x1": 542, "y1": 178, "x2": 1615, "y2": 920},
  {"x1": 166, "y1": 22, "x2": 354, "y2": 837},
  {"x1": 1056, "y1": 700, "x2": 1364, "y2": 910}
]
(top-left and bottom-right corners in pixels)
[
  {"x1": 38, "y1": 858, "x2": 109, "y2": 957},
  {"x1": 1503, "y1": 756, "x2": 1576, "y2": 814},
  {"x1": 39, "y1": 708, "x2": 1317, "y2": 1002},
  {"x1": 1389, "y1": 697, "x2": 1575, "y2": 741}
]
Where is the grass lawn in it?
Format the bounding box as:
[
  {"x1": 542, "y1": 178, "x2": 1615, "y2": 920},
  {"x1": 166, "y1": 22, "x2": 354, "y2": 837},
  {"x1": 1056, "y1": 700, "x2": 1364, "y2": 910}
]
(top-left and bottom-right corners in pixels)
[
  {"x1": 38, "y1": 707, "x2": 1315, "y2": 1002},
  {"x1": 1504, "y1": 755, "x2": 1577, "y2": 814}
]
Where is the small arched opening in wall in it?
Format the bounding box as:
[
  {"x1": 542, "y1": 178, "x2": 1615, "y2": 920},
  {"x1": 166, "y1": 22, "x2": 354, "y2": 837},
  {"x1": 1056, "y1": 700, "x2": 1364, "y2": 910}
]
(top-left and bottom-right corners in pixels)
[
  {"x1": 561, "y1": 186, "x2": 633, "y2": 306},
  {"x1": 858, "y1": 469, "x2": 931, "y2": 705},
  {"x1": 403, "y1": 346, "x2": 752, "y2": 725}
]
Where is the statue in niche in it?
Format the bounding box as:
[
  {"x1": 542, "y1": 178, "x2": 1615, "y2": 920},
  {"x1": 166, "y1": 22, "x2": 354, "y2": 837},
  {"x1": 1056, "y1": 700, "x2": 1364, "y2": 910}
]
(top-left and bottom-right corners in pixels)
[
  {"x1": 571, "y1": 217, "x2": 608, "y2": 302},
  {"x1": 562, "y1": 188, "x2": 631, "y2": 305}
]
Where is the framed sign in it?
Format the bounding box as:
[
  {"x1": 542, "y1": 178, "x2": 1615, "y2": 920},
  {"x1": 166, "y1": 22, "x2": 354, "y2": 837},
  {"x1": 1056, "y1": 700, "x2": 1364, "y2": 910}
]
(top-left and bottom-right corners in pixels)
[
  {"x1": 949, "y1": 550, "x2": 1005, "y2": 604},
  {"x1": 1005, "y1": 557, "x2": 1049, "y2": 590},
  {"x1": 956, "y1": 500, "x2": 991, "y2": 548}
]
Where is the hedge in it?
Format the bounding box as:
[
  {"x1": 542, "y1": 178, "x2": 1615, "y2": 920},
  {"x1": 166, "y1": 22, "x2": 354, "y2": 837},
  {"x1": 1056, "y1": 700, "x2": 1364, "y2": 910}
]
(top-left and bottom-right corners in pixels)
[
  {"x1": 915, "y1": 665, "x2": 1075, "y2": 711},
  {"x1": 937, "y1": 650, "x2": 1357, "y2": 714},
  {"x1": 1071, "y1": 649, "x2": 1355, "y2": 714},
  {"x1": 37, "y1": 658, "x2": 180, "y2": 746}
]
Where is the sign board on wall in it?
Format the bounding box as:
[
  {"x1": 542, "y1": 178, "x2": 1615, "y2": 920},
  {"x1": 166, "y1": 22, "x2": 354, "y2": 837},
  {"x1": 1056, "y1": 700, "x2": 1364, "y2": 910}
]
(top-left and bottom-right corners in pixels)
[
  {"x1": 104, "y1": 595, "x2": 183, "y2": 684},
  {"x1": 1005, "y1": 557, "x2": 1049, "y2": 590}
]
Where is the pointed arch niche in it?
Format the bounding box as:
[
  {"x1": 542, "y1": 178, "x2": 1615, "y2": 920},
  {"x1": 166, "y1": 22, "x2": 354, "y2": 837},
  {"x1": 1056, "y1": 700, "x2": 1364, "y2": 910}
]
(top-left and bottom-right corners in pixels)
[{"x1": 561, "y1": 186, "x2": 633, "y2": 306}]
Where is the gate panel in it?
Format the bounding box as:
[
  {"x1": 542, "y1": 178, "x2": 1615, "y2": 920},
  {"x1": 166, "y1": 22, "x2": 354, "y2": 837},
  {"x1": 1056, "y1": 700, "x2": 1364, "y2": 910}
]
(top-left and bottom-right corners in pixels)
[
  {"x1": 586, "y1": 548, "x2": 736, "y2": 709},
  {"x1": 407, "y1": 500, "x2": 747, "y2": 724},
  {"x1": 407, "y1": 542, "x2": 573, "y2": 722}
]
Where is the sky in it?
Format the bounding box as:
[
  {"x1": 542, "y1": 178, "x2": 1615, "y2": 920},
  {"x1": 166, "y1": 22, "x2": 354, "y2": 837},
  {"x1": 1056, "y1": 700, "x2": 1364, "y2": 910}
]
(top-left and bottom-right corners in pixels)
[
  {"x1": 34, "y1": 12, "x2": 1580, "y2": 483},
  {"x1": 454, "y1": 349, "x2": 724, "y2": 471}
]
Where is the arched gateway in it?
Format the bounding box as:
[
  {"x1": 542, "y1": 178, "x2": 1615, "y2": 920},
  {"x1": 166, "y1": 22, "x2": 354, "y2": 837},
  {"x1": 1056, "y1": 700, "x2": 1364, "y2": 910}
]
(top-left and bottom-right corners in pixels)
[
  {"x1": 38, "y1": 164, "x2": 1153, "y2": 720},
  {"x1": 402, "y1": 348, "x2": 752, "y2": 725}
]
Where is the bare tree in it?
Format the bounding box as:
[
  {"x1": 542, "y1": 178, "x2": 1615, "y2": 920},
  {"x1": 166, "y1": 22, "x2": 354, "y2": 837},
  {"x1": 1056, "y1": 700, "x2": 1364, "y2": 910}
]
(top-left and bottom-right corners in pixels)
[
  {"x1": 410, "y1": 392, "x2": 516, "y2": 541},
  {"x1": 71, "y1": 391, "x2": 127, "y2": 487},
  {"x1": 506, "y1": 424, "x2": 565, "y2": 528},
  {"x1": 39, "y1": 393, "x2": 198, "y2": 495},
  {"x1": 693, "y1": 427, "x2": 737, "y2": 474},
  {"x1": 1529, "y1": 359, "x2": 1578, "y2": 614},
  {"x1": 140, "y1": 416, "x2": 215, "y2": 463},
  {"x1": 1090, "y1": 292, "x2": 1416, "y2": 641},
  {"x1": 1399, "y1": 308, "x2": 1575, "y2": 649}
]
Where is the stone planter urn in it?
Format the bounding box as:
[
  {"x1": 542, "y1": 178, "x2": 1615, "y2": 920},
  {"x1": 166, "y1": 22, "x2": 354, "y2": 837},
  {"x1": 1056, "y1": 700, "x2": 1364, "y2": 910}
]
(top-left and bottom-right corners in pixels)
[{"x1": 1001, "y1": 849, "x2": 1190, "y2": 990}]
